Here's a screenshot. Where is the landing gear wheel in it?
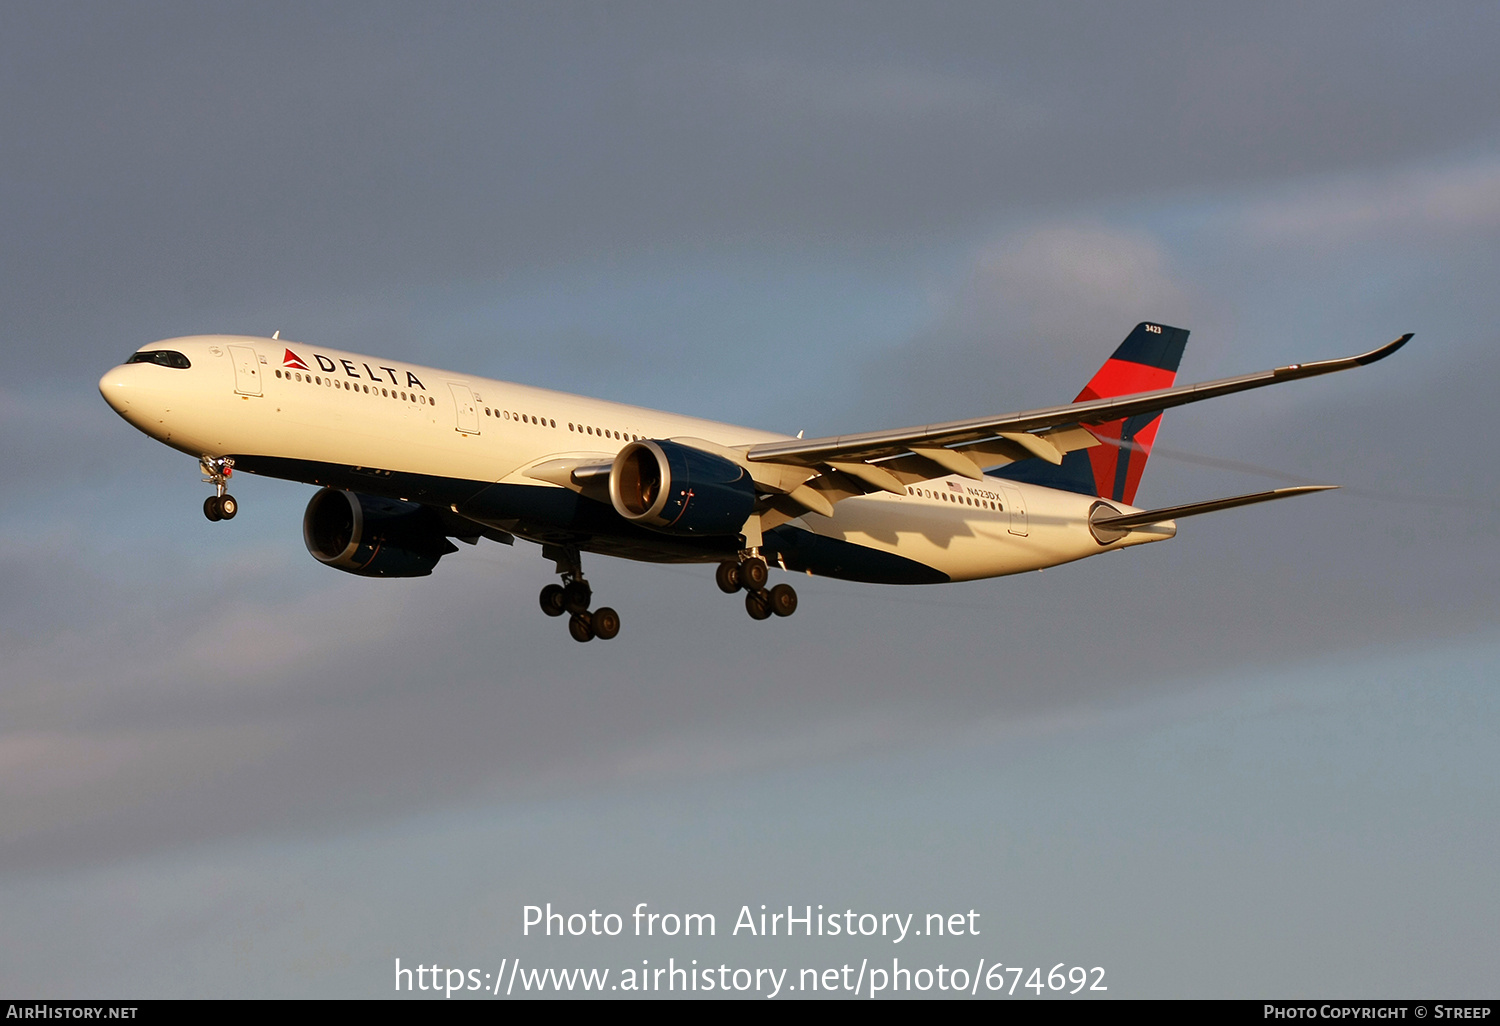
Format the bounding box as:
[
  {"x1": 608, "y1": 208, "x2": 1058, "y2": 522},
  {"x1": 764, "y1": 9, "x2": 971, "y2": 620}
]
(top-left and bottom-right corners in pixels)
[
  {"x1": 745, "y1": 589, "x2": 773, "y2": 621},
  {"x1": 740, "y1": 557, "x2": 769, "y2": 591},
  {"x1": 562, "y1": 580, "x2": 593, "y2": 614},
  {"x1": 769, "y1": 583, "x2": 798, "y2": 617},
  {"x1": 568, "y1": 612, "x2": 595, "y2": 643},
  {"x1": 592, "y1": 607, "x2": 621, "y2": 640},
  {"x1": 715, "y1": 561, "x2": 742, "y2": 594},
  {"x1": 539, "y1": 584, "x2": 567, "y2": 617},
  {"x1": 199, "y1": 457, "x2": 236, "y2": 522}
]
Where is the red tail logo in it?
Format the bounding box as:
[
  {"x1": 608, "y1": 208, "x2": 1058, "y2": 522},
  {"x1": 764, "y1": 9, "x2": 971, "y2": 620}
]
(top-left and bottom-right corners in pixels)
[
  {"x1": 989, "y1": 323, "x2": 1189, "y2": 504},
  {"x1": 282, "y1": 349, "x2": 310, "y2": 370},
  {"x1": 1072, "y1": 323, "x2": 1189, "y2": 505}
]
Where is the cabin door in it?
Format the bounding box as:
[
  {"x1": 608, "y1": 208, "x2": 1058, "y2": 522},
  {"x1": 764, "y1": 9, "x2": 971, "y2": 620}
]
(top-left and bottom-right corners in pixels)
[
  {"x1": 1000, "y1": 485, "x2": 1028, "y2": 537},
  {"x1": 229, "y1": 345, "x2": 262, "y2": 396},
  {"x1": 447, "y1": 382, "x2": 480, "y2": 434}
]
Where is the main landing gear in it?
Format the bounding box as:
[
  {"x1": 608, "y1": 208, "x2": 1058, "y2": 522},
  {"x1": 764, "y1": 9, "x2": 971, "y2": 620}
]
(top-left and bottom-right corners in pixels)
[
  {"x1": 201, "y1": 456, "x2": 238, "y2": 521},
  {"x1": 717, "y1": 553, "x2": 798, "y2": 622},
  {"x1": 540, "y1": 545, "x2": 620, "y2": 643}
]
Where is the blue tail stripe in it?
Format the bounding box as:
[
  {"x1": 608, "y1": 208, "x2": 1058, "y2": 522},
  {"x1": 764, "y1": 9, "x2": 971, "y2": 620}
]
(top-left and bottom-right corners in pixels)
[{"x1": 1111, "y1": 323, "x2": 1190, "y2": 371}]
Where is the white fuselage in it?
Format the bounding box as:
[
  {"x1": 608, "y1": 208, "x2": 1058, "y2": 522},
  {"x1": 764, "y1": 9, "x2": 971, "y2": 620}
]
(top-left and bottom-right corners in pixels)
[{"x1": 99, "y1": 335, "x2": 1174, "y2": 584}]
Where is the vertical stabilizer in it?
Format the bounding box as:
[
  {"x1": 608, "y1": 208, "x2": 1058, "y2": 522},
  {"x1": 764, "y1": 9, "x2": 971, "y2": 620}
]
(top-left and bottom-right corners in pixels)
[{"x1": 990, "y1": 322, "x2": 1188, "y2": 503}]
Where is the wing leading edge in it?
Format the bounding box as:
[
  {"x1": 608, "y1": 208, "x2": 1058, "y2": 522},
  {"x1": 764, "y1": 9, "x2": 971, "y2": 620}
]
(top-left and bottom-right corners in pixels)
[
  {"x1": 744, "y1": 334, "x2": 1412, "y2": 482},
  {"x1": 512, "y1": 331, "x2": 1407, "y2": 530}
]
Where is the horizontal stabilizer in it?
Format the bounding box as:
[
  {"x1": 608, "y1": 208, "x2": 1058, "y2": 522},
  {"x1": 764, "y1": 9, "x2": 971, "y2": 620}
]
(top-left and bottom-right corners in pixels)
[{"x1": 1091, "y1": 485, "x2": 1338, "y2": 531}]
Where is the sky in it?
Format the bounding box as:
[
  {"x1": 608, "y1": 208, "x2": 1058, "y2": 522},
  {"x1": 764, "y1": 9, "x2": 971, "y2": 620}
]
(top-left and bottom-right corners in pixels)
[{"x1": 2, "y1": 1, "x2": 1498, "y2": 999}]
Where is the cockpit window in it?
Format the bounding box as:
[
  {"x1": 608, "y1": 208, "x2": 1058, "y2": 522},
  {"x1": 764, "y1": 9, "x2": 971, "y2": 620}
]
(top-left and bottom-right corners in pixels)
[{"x1": 125, "y1": 350, "x2": 192, "y2": 369}]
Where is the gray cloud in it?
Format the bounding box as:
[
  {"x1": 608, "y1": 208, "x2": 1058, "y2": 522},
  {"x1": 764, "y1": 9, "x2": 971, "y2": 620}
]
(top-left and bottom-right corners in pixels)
[
  {"x1": 1225, "y1": 154, "x2": 1500, "y2": 248},
  {"x1": 7, "y1": 3, "x2": 1500, "y2": 382},
  {"x1": 847, "y1": 224, "x2": 1201, "y2": 429}
]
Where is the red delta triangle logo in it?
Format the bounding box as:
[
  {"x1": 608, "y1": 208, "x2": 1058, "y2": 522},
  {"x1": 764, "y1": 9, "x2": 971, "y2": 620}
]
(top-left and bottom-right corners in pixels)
[{"x1": 282, "y1": 349, "x2": 310, "y2": 371}]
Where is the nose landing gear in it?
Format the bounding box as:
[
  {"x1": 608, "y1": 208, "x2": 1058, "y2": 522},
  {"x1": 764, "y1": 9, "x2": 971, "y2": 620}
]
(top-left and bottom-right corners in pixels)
[
  {"x1": 541, "y1": 544, "x2": 621, "y2": 643},
  {"x1": 718, "y1": 553, "x2": 798, "y2": 622},
  {"x1": 203, "y1": 494, "x2": 238, "y2": 521},
  {"x1": 201, "y1": 457, "x2": 238, "y2": 521}
]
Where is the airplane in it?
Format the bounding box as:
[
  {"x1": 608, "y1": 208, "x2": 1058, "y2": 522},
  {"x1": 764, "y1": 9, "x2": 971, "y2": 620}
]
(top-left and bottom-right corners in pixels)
[{"x1": 98, "y1": 323, "x2": 1409, "y2": 642}]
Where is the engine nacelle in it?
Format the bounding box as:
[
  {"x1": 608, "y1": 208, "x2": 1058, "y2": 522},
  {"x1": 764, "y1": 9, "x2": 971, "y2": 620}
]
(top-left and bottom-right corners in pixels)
[
  {"x1": 302, "y1": 488, "x2": 458, "y2": 578},
  {"x1": 609, "y1": 439, "x2": 757, "y2": 536}
]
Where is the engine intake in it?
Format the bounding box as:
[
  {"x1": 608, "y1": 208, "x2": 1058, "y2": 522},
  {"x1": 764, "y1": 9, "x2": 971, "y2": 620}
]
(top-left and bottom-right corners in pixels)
[
  {"x1": 303, "y1": 488, "x2": 458, "y2": 578},
  {"x1": 610, "y1": 440, "x2": 756, "y2": 536}
]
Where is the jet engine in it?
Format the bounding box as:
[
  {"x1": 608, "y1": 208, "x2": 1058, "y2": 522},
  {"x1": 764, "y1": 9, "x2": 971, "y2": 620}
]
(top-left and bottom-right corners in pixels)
[
  {"x1": 609, "y1": 439, "x2": 757, "y2": 536},
  {"x1": 302, "y1": 488, "x2": 458, "y2": 577}
]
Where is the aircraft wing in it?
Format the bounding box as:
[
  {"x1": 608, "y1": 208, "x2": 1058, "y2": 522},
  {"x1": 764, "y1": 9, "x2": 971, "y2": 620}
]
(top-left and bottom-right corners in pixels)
[{"x1": 743, "y1": 334, "x2": 1411, "y2": 496}]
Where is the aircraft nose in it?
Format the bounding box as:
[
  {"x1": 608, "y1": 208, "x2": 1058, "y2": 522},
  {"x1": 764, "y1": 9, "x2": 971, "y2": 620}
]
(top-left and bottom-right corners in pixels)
[{"x1": 98, "y1": 366, "x2": 132, "y2": 415}]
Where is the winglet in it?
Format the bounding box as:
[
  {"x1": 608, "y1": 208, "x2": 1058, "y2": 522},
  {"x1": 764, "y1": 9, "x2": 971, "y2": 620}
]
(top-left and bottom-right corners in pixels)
[
  {"x1": 1274, "y1": 333, "x2": 1413, "y2": 379},
  {"x1": 1355, "y1": 332, "x2": 1413, "y2": 366}
]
